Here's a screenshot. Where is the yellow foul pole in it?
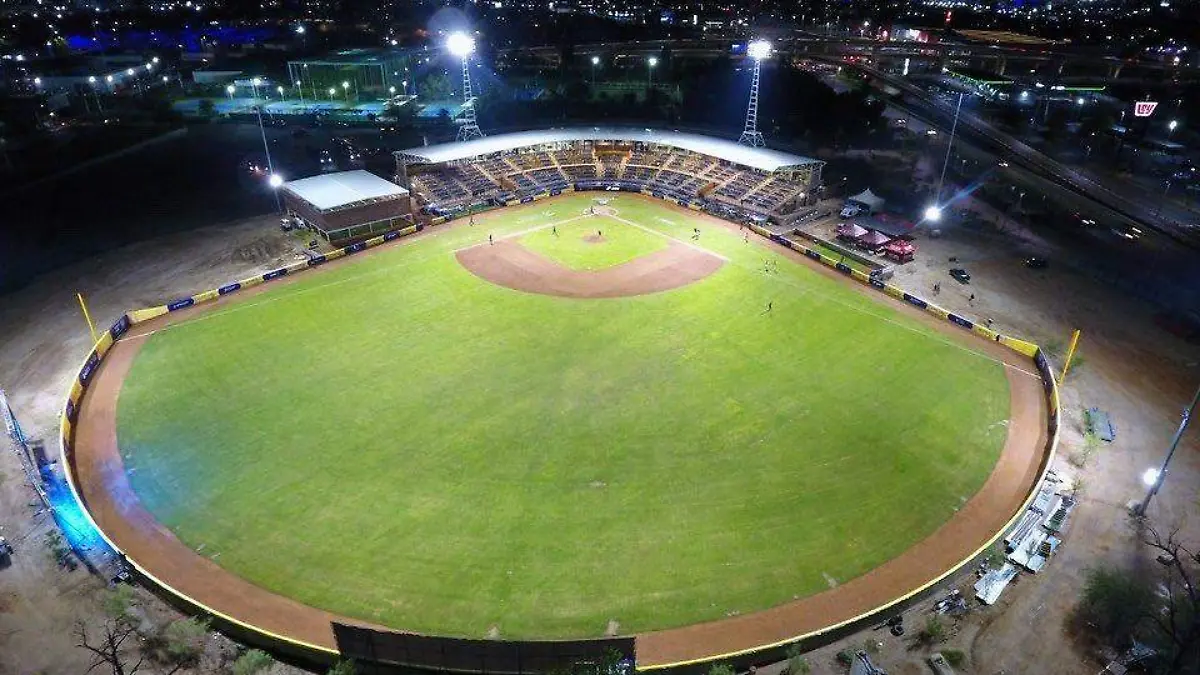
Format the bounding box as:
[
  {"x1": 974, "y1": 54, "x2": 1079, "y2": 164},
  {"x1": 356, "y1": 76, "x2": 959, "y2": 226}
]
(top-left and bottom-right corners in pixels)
[
  {"x1": 76, "y1": 292, "x2": 98, "y2": 344},
  {"x1": 1058, "y1": 329, "x2": 1081, "y2": 386}
]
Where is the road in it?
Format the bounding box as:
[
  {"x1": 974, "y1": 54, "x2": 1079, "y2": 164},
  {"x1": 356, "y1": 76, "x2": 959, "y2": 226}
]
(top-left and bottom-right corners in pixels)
[{"x1": 834, "y1": 58, "x2": 1199, "y2": 245}]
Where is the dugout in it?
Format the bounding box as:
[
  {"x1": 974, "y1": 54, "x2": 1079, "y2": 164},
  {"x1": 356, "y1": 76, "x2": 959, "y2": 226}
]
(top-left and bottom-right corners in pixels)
[{"x1": 281, "y1": 170, "x2": 412, "y2": 245}]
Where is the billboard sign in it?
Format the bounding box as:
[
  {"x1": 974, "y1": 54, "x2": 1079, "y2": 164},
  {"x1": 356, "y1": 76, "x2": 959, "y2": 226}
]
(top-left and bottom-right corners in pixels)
[{"x1": 1134, "y1": 101, "x2": 1158, "y2": 117}]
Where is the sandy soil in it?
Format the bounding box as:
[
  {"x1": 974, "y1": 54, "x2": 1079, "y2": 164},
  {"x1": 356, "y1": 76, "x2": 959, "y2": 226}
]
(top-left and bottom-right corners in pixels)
[{"x1": 0, "y1": 182, "x2": 1197, "y2": 675}]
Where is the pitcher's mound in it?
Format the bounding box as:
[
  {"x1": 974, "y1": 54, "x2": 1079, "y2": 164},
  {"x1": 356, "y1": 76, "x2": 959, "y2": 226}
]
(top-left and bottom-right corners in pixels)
[
  {"x1": 457, "y1": 239, "x2": 723, "y2": 299},
  {"x1": 582, "y1": 234, "x2": 606, "y2": 244}
]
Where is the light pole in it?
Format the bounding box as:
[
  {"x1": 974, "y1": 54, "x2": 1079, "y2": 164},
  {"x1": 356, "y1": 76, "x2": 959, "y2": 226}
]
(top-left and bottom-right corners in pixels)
[
  {"x1": 1168, "y1": 119, "x2": 1178, "y2": 138},
  {"x1": 328, "y1": 87, "x2": 336, "y2": 102},
  {"x1": 226, "y1": 84, "x2": 235, "y2": 101},
  {"x1": 342, "y1": 80, "x2": 350, "y2": 102},
  {"x1": 88, "y1": 75, "x2": 104, "y2": 113},
  {"x1": 738, "y1": 40, "x2": 771, "y2": 147},
  {"x1": 647, "y1": 56, "x2": 658, "y2": 91},
  {"x1": 254, "y1": 104, "x2": 279, "y2": 212},
  {"x1": 447, "y1": 31, "x2": 483, "y2": 141},
  {"x1": 295, "y1": 80, "x2": 304, "y2": 107},
  {"x1": 1135, "y1": 384, "x2": 1200, "y2": 517},
  {"x1": 251, "y1": 77, "x2": 262, "y2": 101},
  {"x1": 591, "y1": 55, "x2": 600, "y2": 87},
  {"x1": 929, "y1": 92, "x2": 964, "y2": 221}
]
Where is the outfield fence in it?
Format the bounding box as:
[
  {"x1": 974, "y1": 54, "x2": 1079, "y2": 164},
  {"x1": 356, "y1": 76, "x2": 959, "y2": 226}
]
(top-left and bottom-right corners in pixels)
[{"x1": 57, "y1": 193, "x2": 1059, "y2": 675}]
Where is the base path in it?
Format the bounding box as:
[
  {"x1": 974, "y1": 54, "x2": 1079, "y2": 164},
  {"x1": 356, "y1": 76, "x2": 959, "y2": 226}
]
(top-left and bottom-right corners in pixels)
[
  {"x1": 68, "y1": 195, "x2": 1049, "y2": 669},
  {"x1": 456, "y1": 239, "x2": 724, "y2": 299}
]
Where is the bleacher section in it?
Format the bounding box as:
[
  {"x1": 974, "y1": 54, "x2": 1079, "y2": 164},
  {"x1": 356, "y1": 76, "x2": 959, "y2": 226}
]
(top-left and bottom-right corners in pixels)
[{"x1": 408, "y1": 141, "x2": 813, "y2": 220}]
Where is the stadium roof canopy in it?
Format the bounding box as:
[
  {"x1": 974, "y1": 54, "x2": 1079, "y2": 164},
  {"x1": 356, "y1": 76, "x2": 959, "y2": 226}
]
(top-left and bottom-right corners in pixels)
[
  {"x1": 282, "y1": 170, "x2": 409, "y2": 212},
  {"x1": 397, "y1": 128, "x2": 822, "y2": 173}
]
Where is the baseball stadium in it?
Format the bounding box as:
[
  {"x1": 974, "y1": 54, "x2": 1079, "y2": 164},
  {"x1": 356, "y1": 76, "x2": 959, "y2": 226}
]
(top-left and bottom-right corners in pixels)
[{"x1": 61, "y1": 128, "x2": 1058, "y2": 674}]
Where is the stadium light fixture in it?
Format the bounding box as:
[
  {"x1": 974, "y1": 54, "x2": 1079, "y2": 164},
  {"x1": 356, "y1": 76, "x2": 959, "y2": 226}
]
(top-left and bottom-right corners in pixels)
[
  {"x1": 1142, "y1": 468, "x2": 1160, "y2": 486},
  {"x1": 447, "y1": 31, "x2": 476, "y2": 58},
  {"x1": 268, "y1": 173, "x2": 284, "y2": 188},
  {"x1": 924, "y1": 205, "x2": 942, "y2": 222},
  {"x1": 747, "y1": 40, "x2": 771, "y2": 60}
]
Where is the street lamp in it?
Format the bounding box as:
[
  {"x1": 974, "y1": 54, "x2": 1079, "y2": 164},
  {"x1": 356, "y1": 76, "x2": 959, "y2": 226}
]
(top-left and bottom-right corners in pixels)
[
  {"x1": 647, "y1": 56, "x2": 658, "y2": 89},
  {"x1": 389, "y1": 85, "x2": 396, "y2": 96},
  {"x1": 269, "y1": 173, "x2": 284, "y2": 188},
  {"x1": 1135, "y1": 384, "x2": 1200, "y2": 517},
  {"x1": 923, "y1": 205, "x2": 942, "y2": 222},
  {"x1": 328, "y1": 87, "x2": 336, "y2": 102},
  {"x1": 226, "y1": 84, "x2": 235, "y2": 100},
  {"x1": 1169, "y1": 119, "x2": 1179, "y2": 137},
  {"x1": 591, "y1": 55, "x2": 600, "y2": 86},
  {"x1": 342, "y1": 80, "x2": 350, "y2": 101},
  {"x1": 251, "y1": 77, "x2": 262, "y2": 100},
  {"x1": 152, "y1": 56, "x2": 159, "y2": 64},
  {"x1": 294, "y1": 80, "x2": 304, "y2": 107}
]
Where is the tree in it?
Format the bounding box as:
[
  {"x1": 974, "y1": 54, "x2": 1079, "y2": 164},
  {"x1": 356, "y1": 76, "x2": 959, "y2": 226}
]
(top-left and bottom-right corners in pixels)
[
  {"x1": 76, "y1": 620, "x2": 145, "y2": 675},
  {"x1": 232, "y1": 649, "x2": 274, "y2": 675},
  {"x1": 327, "y1": 659, "x2": 357, "y2": 675},
  {"x1": 917, "y1": 615, "x2": 947, "y2": 645},
  {"x1": 1077, "y1": 564, "x2": 1156, "y2": 647},
  {"x1": 1140, "y1": 523, "x2": 1200, "y2": 674}
]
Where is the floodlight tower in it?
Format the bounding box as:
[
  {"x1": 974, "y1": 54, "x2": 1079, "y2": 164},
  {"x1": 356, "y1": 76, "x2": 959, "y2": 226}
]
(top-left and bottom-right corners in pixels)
[
  {"x1": 738, "y1": 40, "x2": 771, "y2": 148},
  {"x1": 448, "y1": 32, "x2": 484, "y2": 142}
]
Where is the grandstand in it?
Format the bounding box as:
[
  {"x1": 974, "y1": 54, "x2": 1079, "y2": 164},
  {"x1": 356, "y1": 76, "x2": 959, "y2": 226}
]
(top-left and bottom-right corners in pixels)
[{"x1": 395, "y1": 128, "x2": 823, "y2": 222}]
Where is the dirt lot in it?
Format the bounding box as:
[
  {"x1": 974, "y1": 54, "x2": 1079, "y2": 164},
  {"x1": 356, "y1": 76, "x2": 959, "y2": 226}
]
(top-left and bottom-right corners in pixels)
[{"x1": 1, "y1": 178, "x2": 1198, "y2": 675}]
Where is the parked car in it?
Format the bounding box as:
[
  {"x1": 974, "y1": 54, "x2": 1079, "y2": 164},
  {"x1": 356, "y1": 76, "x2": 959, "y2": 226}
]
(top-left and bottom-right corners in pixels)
[
  {"x1": 840, "y1": 203, "x2": 863, "y2": 219},
  {"x1": 949, "y1": 268, "x2": 971, "y2": 284}
]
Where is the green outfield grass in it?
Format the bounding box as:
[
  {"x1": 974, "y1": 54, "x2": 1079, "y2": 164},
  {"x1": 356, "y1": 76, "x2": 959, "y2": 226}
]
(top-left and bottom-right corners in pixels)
[
  {"x1": 519, "y1": 216, "x2": 668, "y2": 270},
  {"x1": 117, "y1": 193, "x2": 1010, "y2": 639}
]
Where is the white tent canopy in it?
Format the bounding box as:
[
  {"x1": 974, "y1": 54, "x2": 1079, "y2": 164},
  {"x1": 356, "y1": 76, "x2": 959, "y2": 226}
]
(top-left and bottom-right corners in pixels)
[
  {"x1": 847, "y1": 188, "x2": 885, "y2": 213},
  {"x1": 282, "y1": 170, "x2": 408, "y2": 213},
  {"x1": 397, "y1": 127, "x2": 822, "y2": 174}
]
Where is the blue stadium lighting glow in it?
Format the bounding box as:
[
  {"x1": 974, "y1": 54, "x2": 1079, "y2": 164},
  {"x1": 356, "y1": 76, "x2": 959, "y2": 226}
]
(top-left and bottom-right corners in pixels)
[{"x1": 45, "y1": 473, "x2": 112, "y2": 560}]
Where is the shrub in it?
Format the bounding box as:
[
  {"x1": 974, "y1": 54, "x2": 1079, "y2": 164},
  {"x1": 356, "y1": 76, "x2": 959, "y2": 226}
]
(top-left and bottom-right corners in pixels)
[
  {"x1": 942, "y1": 649, "x2": 967, "y2": 668},
  {"x1": 707, "y1": 664, "x2": 735, "y2": 675},
  {"x1": 162, "y1": 617, "x2": 209, "y2": 663},
  {"x1": 233, "y1": 649, "x2": 274, "y2": 675},
  {"x1": 835, "y1": 649, "x2": 855, "y2": 666},
  {"x1": 100, "y1": 585, "x2": 136, "y2": 622},
  {"x1": 327, "y1": 660, "x2": 357, "y2": 675},
  {"x1": 918, "y1": 616, "x2": 947, "y2": 645},
  {"x1": 785, "y1": 644, "x2": 811, "y2": 675}
]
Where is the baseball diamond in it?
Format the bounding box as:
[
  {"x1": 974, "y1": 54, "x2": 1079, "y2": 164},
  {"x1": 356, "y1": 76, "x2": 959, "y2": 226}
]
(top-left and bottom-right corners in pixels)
[{"x1": 65, "y1": 189, "x2": 1050, "y2": 669}]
